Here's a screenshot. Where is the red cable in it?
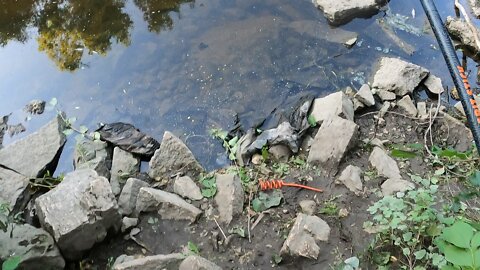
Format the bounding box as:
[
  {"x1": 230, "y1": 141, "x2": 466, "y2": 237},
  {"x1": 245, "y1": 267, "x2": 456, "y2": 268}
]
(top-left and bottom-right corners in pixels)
[{"x1": 258, "y1": 179, "x2": 323, "y2": 192}]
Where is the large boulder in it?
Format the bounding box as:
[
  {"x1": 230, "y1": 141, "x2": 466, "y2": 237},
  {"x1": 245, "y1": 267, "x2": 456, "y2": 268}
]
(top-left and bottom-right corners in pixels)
[
  {"x1": 308, "y1": 116, "x2": 359, "y2": 175},
  {"x1": 281, "y1": 213, "x2": 330, "y2": 259},
  {"x1": 35, "y1": 169, "x2": 121, "y2": 260},
  {"x1": 74, "y1": 139, "x2": 112, "y2": 178},
  {"x1": 0, "y1": 167, "x2": 30, "y2": 213},
  {"x1": 372, "y1": 57, "x2": 429, "y2": 96},
  {"x1": 0, "y1": 114, "x2": 66, "y2": 177},
  {"x1": 113, "y1": 253, "x2": 184, "y2": 270},
  {"x1": 309, "y1": 91, "x2": 354, "y2": 125},
  {"x1": 313, "y1": 0, "x2": 387, "y2": 25},
  {"x1": 135, "y1": 187, "x2": 202, "y2": 222},
  {"x1": 118, "y1": 178, "x2": 149, "y2": 216},
  {"x1": 214, "y1": 173, "x2": 245, "y2": 224},
  {"x1": 0, "y1": 223, "x2": 65, "y2": 270},
  {"x1": 110, "y1": 147, "x2": 140, "y2": 196},
  {"x1": 148, "y1": 131, "x2": 204, "y2": 181}
]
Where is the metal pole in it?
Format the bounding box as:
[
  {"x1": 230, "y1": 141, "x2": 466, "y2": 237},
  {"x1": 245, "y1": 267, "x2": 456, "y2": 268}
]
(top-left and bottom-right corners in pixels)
[{"x1": 420, "y1": 0, "x2": 480, "y2": 153}]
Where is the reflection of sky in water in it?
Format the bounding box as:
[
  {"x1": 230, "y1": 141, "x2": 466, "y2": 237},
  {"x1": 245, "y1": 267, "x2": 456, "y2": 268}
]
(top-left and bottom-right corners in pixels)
[{"x1": 0, "y1": 0, "x2": 473, "y2": 172}]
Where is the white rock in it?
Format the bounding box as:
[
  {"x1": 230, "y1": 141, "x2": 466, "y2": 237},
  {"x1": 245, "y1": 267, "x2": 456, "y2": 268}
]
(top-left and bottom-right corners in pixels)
[
  {"x1": 355, "y1": 84, "x2": 375, "y2": 106},
  {"x1": 337, "y1": 165, "x2": 363, "y2": 194},
  {"x1": 369, "y1": 147, "x2": 402, "y2": 179},
  {"x1": 381, "y1": 178, "x2": 415, "y2": 196},
  {"x1": 397, "y1": 95, "x2": 418, "y2": 117},
  {"x1": 121, "y1": 217, "x2": 138, "y2": 232},
  {"x1": 423, "y1": 74, "x2": 444, "y2": 95},
  {"x1": 309, "y1": 91, "x2": 354, "y2": 125},
  {"x1": 174, "y1": 176, "x2": 203, "y2": 201},
  {"x1": 214, "y1": 173, "x2": 245, "y2": 224},
  {"x1": 353, "y1": 98, "x2": 365, "y2": 111},
  {"x1": 376, "y1": 90, "x2": 396, "y2": 101}
]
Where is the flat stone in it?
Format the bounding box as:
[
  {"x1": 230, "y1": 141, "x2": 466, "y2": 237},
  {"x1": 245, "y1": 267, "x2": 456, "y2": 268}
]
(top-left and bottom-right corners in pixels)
[
  {"x1": 309, "y1": 91, "x2": 354, "y2": 125},
  {"x1": 379, "y1": 101, "x2": 391, "y2": 118},
  {"x1": 344, "y1": 36, "x2": 358, "y2": 48},
  {"x1": 121, "y1": 217, "x2": 138, "y2": 232},
  {"x1": 179, "y1": 255, "x2": 222, "y2": 270},
  {"x1": 423, "y1": 74, "x2": 444, "y2": 95},
  {"x1": 417, "y1": 102, "x2": 428, "y2": 119},
  {"x1": 74, "y1": 139, "x2": 112, "y2": 178},
  {"x1": 0, "y1": 167, "x2": 30, "y2": 213},
  {"x1": 372, "y1": 57, "x2": 429, "y2": 96},
  {"x1": 148, "y1": 131, "x2": 204, "y2": 181},
  {"x1": 0, "y1": 223, "x2": 64, "y2": 270},
  {"x1": 214, "y1": 173, "x2": 245, "y2": 224},
  {"x1": 299, "y1": 200, "x2": 317, "y2": 215},
  {"x1": 111, "y1": 147, "x2": 140, "y2": 196},
  {"x1": 35, "y1": 169, "x2": 121, "y2": 260},
  {"x1": 397, "y1": 95, "x2": 418, "y2": 117},
  {"x1": 355, "y1": 84, "x2": 375, "y2": 106},
  {"x1": 0, "y1": 113, "x2": 66, "y2": 177},
  {"x1": 135, "y1": 187, "x2": 202, "y2": 222},
  {"x1": 353, "y1": 98, "x2": 365, "y2": 111},
  {"x1": 376, "y1": 90, "x2": 397, "y2": 101},
  {"x1": 118, "y1": 178, "x2": 149, "y2": 216},
  {"x1": 113, "y1": 253, "x2": 184, "y2": 270},
  {"x1": 313, "y1": 0, "x2": 386, "y2": 25},
  {"x1": 268, "y1": 144, "x2": 292, "y2": 162},
  {"x1": 369, "y1": 147, "x2": 402, "y2": 179},
  {"x1": 281, "y1": 213, "x2": 330, "y2": 259},
  {"x1": 337, "y1": 165, "x2": 363, "y2": 194},
  {"x1": 174, "y1": 176, "x2": 203, "y2": 201},
  {"x1": 381, "y1": 178, "x2": 415, "y2": 196},
  {"x1": 308, "y1": 116, "x2": 359, "y2": 175},
  {"x1": 446, "y1": 16, "x2": 480, "y2": 54}
]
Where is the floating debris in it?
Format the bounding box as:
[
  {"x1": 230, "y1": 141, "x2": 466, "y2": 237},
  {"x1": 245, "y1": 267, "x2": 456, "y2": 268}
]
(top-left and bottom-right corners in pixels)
[{"x1": 379, "y1": 10, "x2": 423, "y2": 36}]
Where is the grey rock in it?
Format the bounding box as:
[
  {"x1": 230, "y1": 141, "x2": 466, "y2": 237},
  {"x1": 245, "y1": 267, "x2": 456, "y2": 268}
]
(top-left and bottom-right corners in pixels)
[
  {"x1": 355, "y1": 84, "x2": 375, "y2": 106},
  {"x1": 446, "y1": 16, "x2": 480, "y2": 54},
  {"x1": 118, "y1": 178, "x2": 149, "y2": 216},
  {"x1": 423, "y1": 74, "x2": 444, "y2": 95},
  {"x1": 114, "y1": 254, "x2": 136, "y2": 266},
  {"x1": 113, "y1": 253, "x2": 184, "y2": 270},
  {"x1": 148, "y1": 131, "x2": 204, "y2": 181},
  {"x1": 369, "y1": 147, "x2": 402, "y2": 179},
  {"x1": 309, "y1": 91, "x2": 354, "y2": 125},
  {"x1": 0, "y1": 223, "x2": 65, "y2": 270},
  {"x1": 0, "y1": 113, "x2": 66, "y2": 178},
  {"x1": 174, "y1": 176, "x2": 203, "y2": 201},
  {"x1": 35, "y1": 169, "x2": 121, "y2": 260},
  {"x1": 111, "y1": 147, "x2": 140, "y2": 196},
  {"x1": 417, "y1": 102, "x2": 428, "y2": 119},
  {"x1": 353, "y1": 98, "x2": 365, "y2": 111},
  {"x1": 440, "y1": 113, "x2": 474, "y2": 152},
  {"x1": 379, "y1": 101, "x2": 391, "y2": 118},
  {"x1": 337, "y1": 165, "x2": 363, "y2": 194},
  {"x1": 214, "y1": 173, "x2": 245, "y2": 224},
  {"x1": 381, "y1": 178, "x2": 415, "y2": 196},
  {"x1": 268, "y1": 144, "x2": 292, "y2": 162},
  {"x1": 299, "y1": 200, "x2": 317, "y2": 215},
  {"x1": 376, "y1": 90, "x2": 397, "y2": 101},
  {"x1": 372, "y1": 57, "x2": 429, "y2": 96},
  {"x1": 281, "y1": 213, "x2": 330, "y2": 259},
  {"x1": 469, "y1": 0, "x2": 480, "y2": 18},
  {"x1": 121, "y1": 217, "x2": 138, "y2": 232},
  {"x1": 313, "y1": 0, "x2": 386, "y2": 25},
  {"x1": 179, "y1": 255, "x2": 222, "y2": 270},
  {"x1": 344, "y1": 36, "x2": 358, "y2": 48},
  {"x1": 74, "y1": 139, "x2": 112, "y2": 178},
  {"x1": 455, "y1": 101, "x2": 466, "y2": 116},
  {"x1": 135, "y1": 187, "x2": 202, "y2": 222},
  {"x1": 397, "y1": 95, "x2": 418, "y2": 117},
  {"x1": 0, "y1": 167, "x2": 30, "y2": 213},
  {"x1": 308, "y1": 116, "x2": 359, "y2": 175},
  {"x1": 24, "y1": 99, "x2": 46, "y2": 115}
]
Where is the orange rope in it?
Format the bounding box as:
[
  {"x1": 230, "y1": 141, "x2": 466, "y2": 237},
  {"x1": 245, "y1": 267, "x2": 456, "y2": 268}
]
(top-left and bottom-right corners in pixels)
[{"x1": 258, "y1": 179, "x2": 323, "y2": 192}]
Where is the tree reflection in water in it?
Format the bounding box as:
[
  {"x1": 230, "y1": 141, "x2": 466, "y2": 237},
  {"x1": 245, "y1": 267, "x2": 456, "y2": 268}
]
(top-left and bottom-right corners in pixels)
[{"x1": 0, "y1": 0, "x2": 193, "y2": 71}]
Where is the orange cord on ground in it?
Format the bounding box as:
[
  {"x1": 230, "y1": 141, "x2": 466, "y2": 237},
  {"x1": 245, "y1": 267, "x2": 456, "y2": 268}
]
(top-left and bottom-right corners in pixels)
[{"x1": 258, "y1": 179, "x2": 323, "y2": 192}]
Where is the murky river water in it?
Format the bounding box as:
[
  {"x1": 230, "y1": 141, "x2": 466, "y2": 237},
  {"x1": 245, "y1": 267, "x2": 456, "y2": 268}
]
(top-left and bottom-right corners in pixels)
[{"x1": 0, "y1": 0, "x2": 473, "y2": 172}]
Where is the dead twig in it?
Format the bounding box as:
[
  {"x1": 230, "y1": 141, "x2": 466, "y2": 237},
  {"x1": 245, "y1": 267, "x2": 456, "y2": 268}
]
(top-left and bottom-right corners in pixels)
[
  {"x1": 247, "y1": 190, "x2": 252, "y2": 243},
  {"x1": 213, "y1": 218, "x2": 228, "y2": 241},
  {"x1": 424, "y1": 94, "x2": 442, "y2": 156}
]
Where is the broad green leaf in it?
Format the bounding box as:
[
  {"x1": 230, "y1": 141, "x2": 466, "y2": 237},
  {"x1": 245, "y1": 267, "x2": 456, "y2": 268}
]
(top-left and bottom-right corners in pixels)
[
  {"x1": 2, "y1": 256, "x2": 21, "y2": 270},
  {"x1": 201, "y1": 188, "x2": 216, "y2": 198},
  {"x1": 442, "y1": 221, "x2": 474, "y2": 248},
  {"x1": 187, "y1": 241, "x2": 199, "y2": 254},
  {"x1": 228, "y1": 136, "x2": 238, "y2": 147},
  {"x1": 402, "y1": 247, "x2": 411, "y2": 256},
  {"x1": 407, "y1": 143, "x2": 424, "y2": 150},
  {"x1": 307, "y1": 115, "x2": 317, "y2": 127},
  {"x1": 344, "y1": 256, "x2": 359, "y2": 268},
  {"x1": 391, "y1": 149, "x2": 417, "y2": 159},
  {"x1": 414, "y1": 249, "x2": 427, "y2": 260},
  {"x1": 372, "y1": 251, "x2": 390, "y2": 265},
  {"x1": 472, "y1": 232, "x2": 480, "y2": 249},
  {"x1": 435, "y1": 167, "x2": 445, "y2": 176},
  {"x1": 469, "y1": 171, "x2": 480, "y2": 187},
  {"x1": 228, "y1": 226, "x2": 245, "y2": 238},
  {"x1": 440, "y1": 266, "x2": 457, "y2": 270},
  {"x1": 443, "y1": 243, "x2": 472, "y2": 266},
  {"x1": 252, "y1": 190, "x2": 283, "y2": 212}
]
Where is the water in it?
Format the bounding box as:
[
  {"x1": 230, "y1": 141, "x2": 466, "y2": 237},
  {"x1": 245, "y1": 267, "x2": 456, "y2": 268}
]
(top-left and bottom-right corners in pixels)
[{"x1": 0, "y1": 0, "x2": 473, "y2": 172}]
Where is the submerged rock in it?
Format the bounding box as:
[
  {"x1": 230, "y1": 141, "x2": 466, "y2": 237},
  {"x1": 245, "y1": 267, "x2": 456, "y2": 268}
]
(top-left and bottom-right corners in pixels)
[
  {"x1": 313, "y1": 0, "x2": 387, "y2": 25},
  {"x1": 74, "y1": 139, "x2": 112, "y2": 179},
  {"x1": 35, "y1": 169, "x2": 121, "y2": 260},
  {"x1": 369, "y1": 147, "x2": 402, "y2": 179},
  {"x1": 308, "y1": 116, "x2": 359, "y2": 175},
  {"x1": 281, "y1": 213, "x2": 330, "y2": 259},
  {"x1": 0, "y1": 167, "x2": 30, "y2": 213},
  {"x1": 0, "y1": 223, "x2": 65, "y2": 270},
  {"x1": 0, "y1": 113, "x2": 66, "y2": 178},
  {"x1": 110, "y1": 147, "x2": 140, "y2": 196},
  {"x1": 214, "y1": 173, "x2": 245, "y2": 224},
  {"x1": 24, "y1": 99, "x2": 46, "y2": 115},
  {"x1": 135, "y1": 187, "x2": 202, "y2": 222},
  {"x1": 113, "y1": 253, "x2": 184, "y2": 270},
  {"x1": 309, "y1": 91, "x2": 354, "y2": 125},
  {"x1": 372, "y1": 57, "x2": 429, "y2": 96},
  {"x1": 174, "y1": 176, "x2": 203, "y2": 201},
  {"x1": 118, "y1": 178, "x2": 149, "y2": 216},
  {"x1": 148, "y1": 131, "x2": 204, "y2": 181}
]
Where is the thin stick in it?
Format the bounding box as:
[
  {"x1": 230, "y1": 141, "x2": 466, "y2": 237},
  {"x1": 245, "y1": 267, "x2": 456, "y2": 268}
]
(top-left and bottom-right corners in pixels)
[
  {"x1": 251, "y1": 213, "x2": 265, "y2": 231},
  {"x1": 247, "y1": 190, "x2": 252, "y2": 243},
  {"x1": 213, "y1": 218, "x2": 227, "y2": 241},
  {"x1": 424, "y1": 95, "x2": 442, "y2": 156},
  {"x1": 454, "y1": 0, "x2": 480, "y2": 51}
]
